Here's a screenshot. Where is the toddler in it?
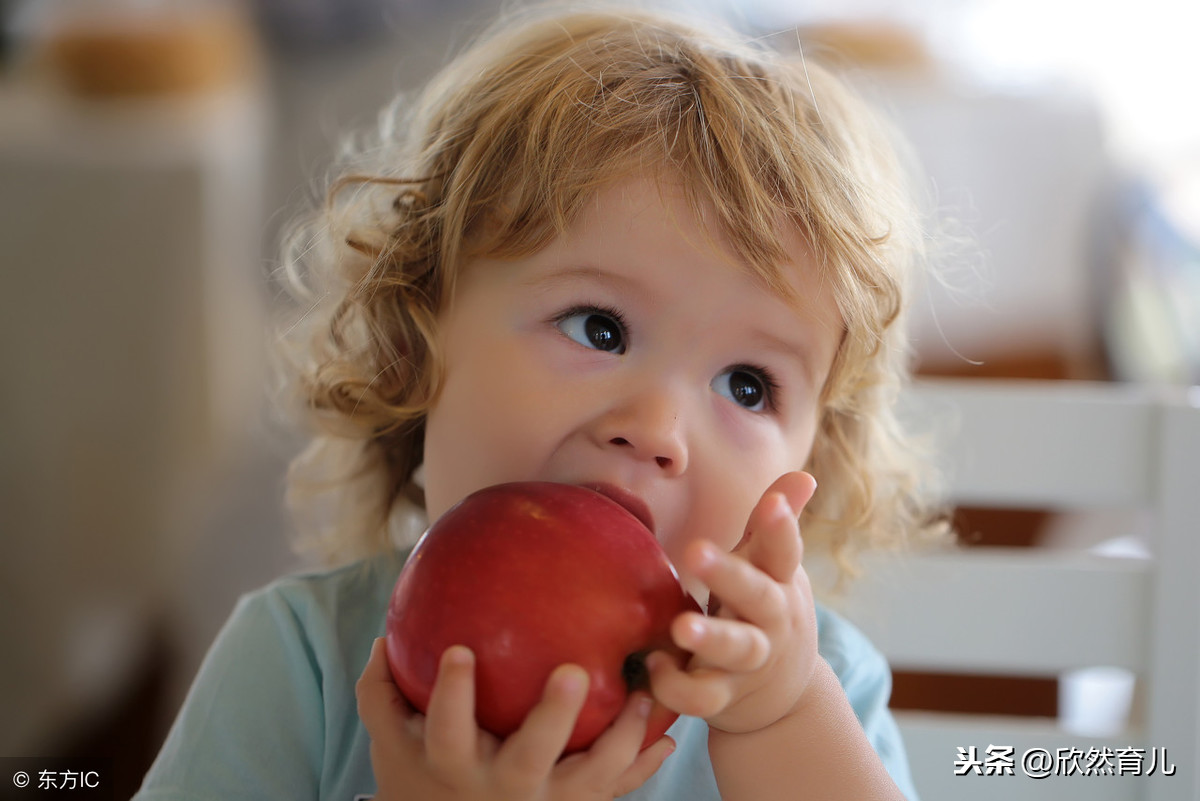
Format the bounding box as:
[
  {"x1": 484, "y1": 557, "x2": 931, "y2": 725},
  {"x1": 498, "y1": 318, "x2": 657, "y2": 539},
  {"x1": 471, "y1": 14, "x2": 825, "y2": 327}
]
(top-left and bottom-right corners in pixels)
[{"x1": 136, "y1": 5, "x2": 946, "y2": 800}]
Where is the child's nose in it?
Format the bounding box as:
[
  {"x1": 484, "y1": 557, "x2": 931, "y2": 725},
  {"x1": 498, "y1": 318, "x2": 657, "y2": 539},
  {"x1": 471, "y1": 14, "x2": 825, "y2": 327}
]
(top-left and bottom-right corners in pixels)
[{"x1": 594, "y1": 387, "x2": 688, "y2": 476}]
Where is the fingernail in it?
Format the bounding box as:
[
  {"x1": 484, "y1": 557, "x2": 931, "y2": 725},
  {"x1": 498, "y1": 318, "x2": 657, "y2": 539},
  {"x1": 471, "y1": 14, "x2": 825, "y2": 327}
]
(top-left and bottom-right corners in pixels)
[
  {"x1": 636, "y1": 694, "x2": 653, "y2": 718},
  {"x1": 555, "y1": 665, "x2": 587, "y2": 695},
  {"x1": 773, "y1": 492, "x2": 795, "y2": 520},
  {"x1": 443, "y1": 645, "x2": 473, "y2": 668},
  {"x1": 693, "y1": 542, "x2": 719, "y2": 570},
  {"x1": 404, "y1": 714, "x2": 426, "y2": 740},
  {"x1": 686, "y1": 617, "x2": 705, "y2": 643}
]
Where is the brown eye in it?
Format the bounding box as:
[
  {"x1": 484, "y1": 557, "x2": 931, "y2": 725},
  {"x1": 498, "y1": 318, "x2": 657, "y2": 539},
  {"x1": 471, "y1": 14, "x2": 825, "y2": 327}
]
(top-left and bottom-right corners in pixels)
[
  {"x1": 556, "y1": 308, "x2": 627, "y2": 354},
  {"x1": 712, "y1": 367, "x2": 774, "y2": 412}
]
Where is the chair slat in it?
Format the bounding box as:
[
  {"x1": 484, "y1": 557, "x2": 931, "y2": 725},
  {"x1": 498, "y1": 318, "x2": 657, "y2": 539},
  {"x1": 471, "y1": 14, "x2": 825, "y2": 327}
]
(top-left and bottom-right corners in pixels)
[
  {"x1": 837, "y1": 548, "x2": 1151, "y2": 674},
  {"x1": 902, "y1": 380, "x2": 1162, "y2": 509}
]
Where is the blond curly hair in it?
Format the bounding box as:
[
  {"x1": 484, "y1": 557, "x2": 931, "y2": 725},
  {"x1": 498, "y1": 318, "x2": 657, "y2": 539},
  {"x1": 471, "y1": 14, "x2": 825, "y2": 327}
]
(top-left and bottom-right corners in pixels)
[{"x1": 273, "y1": 4, "x2": 948, "y2": 576}]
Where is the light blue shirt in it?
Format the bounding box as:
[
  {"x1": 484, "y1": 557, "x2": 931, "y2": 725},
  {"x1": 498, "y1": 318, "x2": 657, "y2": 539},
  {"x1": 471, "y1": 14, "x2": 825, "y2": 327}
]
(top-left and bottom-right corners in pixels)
[{"x1": 135, "y1": 551, "x2": 919, "y2": 800}]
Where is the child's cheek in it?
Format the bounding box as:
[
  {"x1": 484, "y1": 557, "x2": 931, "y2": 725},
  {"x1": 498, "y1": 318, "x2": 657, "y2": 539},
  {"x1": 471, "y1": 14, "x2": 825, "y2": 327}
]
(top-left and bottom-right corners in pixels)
[
  {"x1": 710, "y1": 394, "x2": 786, "y2": 459},
  {"x1": 526, "y1": 328, "x2": 620, "y2": 376}
]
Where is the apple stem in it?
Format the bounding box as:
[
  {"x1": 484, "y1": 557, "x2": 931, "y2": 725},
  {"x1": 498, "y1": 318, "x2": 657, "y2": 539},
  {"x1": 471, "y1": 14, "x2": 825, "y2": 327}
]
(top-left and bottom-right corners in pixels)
[{"x1": 622, "y1": 649, "x2": 651, "y2": 693}]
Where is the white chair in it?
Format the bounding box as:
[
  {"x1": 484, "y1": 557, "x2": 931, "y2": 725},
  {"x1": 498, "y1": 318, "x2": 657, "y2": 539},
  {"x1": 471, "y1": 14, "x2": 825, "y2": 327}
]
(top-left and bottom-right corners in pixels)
[{"x1": 834, "y1": 378, "x2": 1200, "y2": 801}]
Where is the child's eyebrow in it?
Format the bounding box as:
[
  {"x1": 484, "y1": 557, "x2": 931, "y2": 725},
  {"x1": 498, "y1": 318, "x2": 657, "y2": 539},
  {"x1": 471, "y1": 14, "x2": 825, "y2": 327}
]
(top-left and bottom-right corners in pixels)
[
  {"x1": 520, "y1": 264, "x2": 633, "y2": 293},
  {"x1": 747, "y1": 326, "x2": 828, "y2": 388},
  {"x1": 750, "y1": 328, "x2": 810, "y2": 360}
]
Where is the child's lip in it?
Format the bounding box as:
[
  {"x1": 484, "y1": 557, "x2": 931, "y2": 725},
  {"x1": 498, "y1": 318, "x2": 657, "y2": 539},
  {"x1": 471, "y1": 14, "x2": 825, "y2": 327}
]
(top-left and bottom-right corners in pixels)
[{"x1": 579, "y1": 482, "x2": 656, "y2": 534}]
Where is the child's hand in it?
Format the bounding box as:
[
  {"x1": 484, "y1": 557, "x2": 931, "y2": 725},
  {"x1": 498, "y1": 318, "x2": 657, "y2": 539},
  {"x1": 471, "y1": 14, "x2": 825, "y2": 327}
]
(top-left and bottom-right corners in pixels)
[
  {"x1": 647, "y1": 472, "x2": 820, "y2": 735},
  {"x1": 356, "y1": 638, "x2": 675, "y2": 801}
]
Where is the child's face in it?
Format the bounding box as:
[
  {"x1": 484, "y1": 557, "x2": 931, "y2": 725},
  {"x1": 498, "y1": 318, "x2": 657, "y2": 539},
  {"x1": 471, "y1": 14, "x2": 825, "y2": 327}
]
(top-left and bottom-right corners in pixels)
[{"x1": 422, "y1": 176, "x2": 842, "y2": 600}]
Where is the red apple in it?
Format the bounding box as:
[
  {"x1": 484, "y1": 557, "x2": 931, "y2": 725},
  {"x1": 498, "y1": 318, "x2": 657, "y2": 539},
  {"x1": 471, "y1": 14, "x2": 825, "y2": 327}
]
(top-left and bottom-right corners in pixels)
[{"x1": 385, "y1": 481, "x2": 700, "y2": 755}]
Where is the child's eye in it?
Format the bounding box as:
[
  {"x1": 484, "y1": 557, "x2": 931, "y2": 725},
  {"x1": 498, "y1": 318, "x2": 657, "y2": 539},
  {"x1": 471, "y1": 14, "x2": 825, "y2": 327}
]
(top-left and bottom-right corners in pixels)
[
  {"x1": 712, "y1": 367, "x2": 778, "y2": 413},
  {"x1": 554, "y1": 306, "x2": 627, "y2": 354}
]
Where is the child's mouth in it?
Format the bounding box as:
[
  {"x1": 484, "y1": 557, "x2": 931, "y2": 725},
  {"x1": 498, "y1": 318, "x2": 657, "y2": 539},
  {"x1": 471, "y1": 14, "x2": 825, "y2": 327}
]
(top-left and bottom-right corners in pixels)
[{"x1": 579, "y1": 482, "x2": 656, "y2": 534}]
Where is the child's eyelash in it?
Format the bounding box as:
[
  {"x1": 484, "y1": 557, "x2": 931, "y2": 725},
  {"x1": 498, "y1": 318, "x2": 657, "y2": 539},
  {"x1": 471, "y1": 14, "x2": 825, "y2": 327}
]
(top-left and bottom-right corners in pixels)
[
  {"x1": 552, "y1": 303, "x2": 629, "y2": 329},
  {"x1": 737, "y1": 363, "x2": 784, "y2": 412}
]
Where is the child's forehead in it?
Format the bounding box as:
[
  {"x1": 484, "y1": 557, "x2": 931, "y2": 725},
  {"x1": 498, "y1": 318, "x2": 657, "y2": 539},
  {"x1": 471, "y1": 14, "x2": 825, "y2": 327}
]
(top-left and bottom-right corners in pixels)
[
  {"x1": 566, "y1": 173, "x2": 832, "y2": 312},
  {"x1": 467, "y1": 164, "x2": 842, "y2": 336}
]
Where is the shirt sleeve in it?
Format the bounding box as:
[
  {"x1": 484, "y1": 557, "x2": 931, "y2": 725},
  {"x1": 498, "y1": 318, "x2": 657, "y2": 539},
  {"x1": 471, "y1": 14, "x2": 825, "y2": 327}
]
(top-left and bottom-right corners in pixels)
[
  {"x1": 817, "y1": 604, "x2": 921, "y2": 801},
  {"x1": 132, "y1": 587, "x2": 327, "y2": 801}
]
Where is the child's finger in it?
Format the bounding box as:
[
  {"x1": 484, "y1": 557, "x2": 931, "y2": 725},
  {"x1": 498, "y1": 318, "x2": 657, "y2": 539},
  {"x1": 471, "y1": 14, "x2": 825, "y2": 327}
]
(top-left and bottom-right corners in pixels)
[
  {"x1": 768, "y1": 471, "x2": 818, "y2": 521},
  {"x1": 685, "y1": 540, "x2": 786, "y2": 628},
  {"x1": 494, "y1": 664, "x2": 589, "y2": 791},
  {"x1": 742, "y1": 492, "x2": 803, "y2": 583},
  {"x1": 611, "y1": 735, "x2": 676, "y2": 797},
  {"x1": 423, "y1": 645, "x2": 480, "y2": 773},
  {"x1": 562, "y1": 691, "x2": 654, "y2": 785},
  {"x1": 355, "y1": 637, "x2": 411, "y2": 750},
  {"x1": 740, "y1": 473, "x2": 816, "y2": 581},
  {"x1": 644, "y1": 650, "x2": 732, "y2": 719},
  {"x1": 671, "y1": 611, "x2": 770, "y2": 673}
]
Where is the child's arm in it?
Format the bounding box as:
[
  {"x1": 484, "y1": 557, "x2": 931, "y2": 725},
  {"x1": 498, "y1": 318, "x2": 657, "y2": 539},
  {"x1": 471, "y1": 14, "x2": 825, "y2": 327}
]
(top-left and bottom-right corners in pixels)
[
  {"x1": 648, "y1": 473, "x2": 906, "y2": 800},
  {"x1": 706, "y1": 660, "x2": 905, "y2": 799},
  {"x1": 356, "y1": 638, "x2": 673, "y2": 801}
]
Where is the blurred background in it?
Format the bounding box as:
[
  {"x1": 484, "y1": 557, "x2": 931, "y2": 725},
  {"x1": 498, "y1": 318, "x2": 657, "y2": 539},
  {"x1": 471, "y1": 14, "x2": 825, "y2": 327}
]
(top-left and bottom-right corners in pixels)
[{"x1": 1, "y1": 0, "x2": 1197, "y2": 796}]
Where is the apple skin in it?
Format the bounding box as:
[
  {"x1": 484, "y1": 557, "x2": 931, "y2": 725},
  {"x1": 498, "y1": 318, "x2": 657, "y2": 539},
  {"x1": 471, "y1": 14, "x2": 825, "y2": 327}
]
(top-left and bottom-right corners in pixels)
[{"x1": 385, "y1": 481, "x2": 700, "y2": 755}]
